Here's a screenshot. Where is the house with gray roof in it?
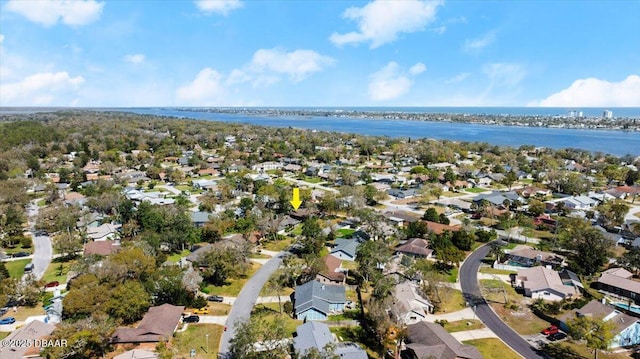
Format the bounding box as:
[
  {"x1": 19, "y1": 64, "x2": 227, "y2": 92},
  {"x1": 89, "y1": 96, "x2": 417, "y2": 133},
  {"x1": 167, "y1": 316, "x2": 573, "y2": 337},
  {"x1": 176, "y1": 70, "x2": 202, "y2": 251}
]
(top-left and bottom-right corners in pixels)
[
  {"x1": 294, "y1": 280, "x2": 347, "y2": 321},
  {"x1": 516, "y1": 266, "x2": 579, "y2": 302},
  {"x1": 0, "y1": 320, "x2": 56, "y2": 359},
  {"x1": 401, "y1": 321, "x2": 482, "y2": 359},
  {"x1": 330, "y1": 238, "x2": 362, "y2": 261},
  {"x1": 191, "y1": 211, "x2": 214, "y2": 227},
  {"x1": 294, "y1": 321, "x2": 367, "y2": 359},
  {"x1": 596, "y1": 267, "x2": 640, "y2": 304}
]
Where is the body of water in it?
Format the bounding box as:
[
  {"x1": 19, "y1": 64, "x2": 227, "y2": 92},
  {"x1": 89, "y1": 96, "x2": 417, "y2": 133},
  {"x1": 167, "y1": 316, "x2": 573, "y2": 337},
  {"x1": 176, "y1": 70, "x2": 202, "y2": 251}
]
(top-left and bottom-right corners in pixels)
[{"x1": 121, "y1": 108, "x2": 640, "y2": 156}]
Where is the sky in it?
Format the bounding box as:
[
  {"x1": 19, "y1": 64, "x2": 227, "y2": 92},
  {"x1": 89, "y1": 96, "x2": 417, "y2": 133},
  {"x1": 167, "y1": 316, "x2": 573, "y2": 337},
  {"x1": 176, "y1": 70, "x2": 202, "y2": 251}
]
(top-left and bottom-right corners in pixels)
[{"x1": 0, "y1": 0, "x2": 639, "y2": 107}]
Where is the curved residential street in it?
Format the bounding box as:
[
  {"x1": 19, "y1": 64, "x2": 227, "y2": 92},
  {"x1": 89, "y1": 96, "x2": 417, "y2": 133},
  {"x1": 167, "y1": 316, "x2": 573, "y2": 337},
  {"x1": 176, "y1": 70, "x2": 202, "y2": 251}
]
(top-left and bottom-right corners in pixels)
[
  {"x1": 459, "y1": 243, "x2": 545, "y2": 359},
  {"x1": 218, "y1": 251, "x2": 286, "y2": 358}
]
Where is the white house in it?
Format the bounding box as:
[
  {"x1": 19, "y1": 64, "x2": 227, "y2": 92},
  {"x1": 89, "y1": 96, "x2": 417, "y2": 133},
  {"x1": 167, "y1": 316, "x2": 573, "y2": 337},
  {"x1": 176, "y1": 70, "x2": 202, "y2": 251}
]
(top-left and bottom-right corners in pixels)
[{"x1": 517, "y1": 266, "x2": 579, "y2": 301}]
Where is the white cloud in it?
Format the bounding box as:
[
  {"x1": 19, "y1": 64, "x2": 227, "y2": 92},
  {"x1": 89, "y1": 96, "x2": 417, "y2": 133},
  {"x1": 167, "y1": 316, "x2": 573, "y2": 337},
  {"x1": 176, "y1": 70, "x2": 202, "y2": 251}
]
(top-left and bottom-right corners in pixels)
[
  {"x1": 369, "y1": 62, "x2": 426, "y2": 101},
  {"x1": 195, "y1": 0, "x2": 243, "y2": 15},
  {"x1": 0, "y1": 71, "x2": 84, "y2": 106},
  {"x1": 529, "y1": 75, "x2": 640, "y2": 107},
  {"x1": 463, "y1": 30, "x2": 496, "y2": 52},
  {"x1": 445, "y1": 72, "x2": 470, "y2": 84},
  {"x1": 409, "y1": 63, "x2": 427, "y2": 75},
  {"x1": 175, "y1": 68, "x2": 227, "y2": 105},
  {"x1": 5, "y1": 0, "x2": 104, "y2": 27},
  {"x1": 330, "y1": 0, "x2": 443, "y2": 48},
  {"x1": 430, "y1": 25, "x2": 446, "y2": 34},
  {"x1": 123, "y1": 54, "x2": 145, "y2": 64},
  {"x1": 483, "y1": 63, "x2": 526, "y2": 87},
  {"x1": 225, "y1": 48, "x2": 335, "y2": 87}
]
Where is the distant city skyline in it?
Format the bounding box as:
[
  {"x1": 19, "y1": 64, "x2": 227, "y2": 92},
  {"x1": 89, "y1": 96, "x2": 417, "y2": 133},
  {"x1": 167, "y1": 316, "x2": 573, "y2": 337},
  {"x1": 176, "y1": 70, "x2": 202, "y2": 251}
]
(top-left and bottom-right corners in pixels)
[{"x1": 0, "y1": 0, "x2": 639, "y2": 107}]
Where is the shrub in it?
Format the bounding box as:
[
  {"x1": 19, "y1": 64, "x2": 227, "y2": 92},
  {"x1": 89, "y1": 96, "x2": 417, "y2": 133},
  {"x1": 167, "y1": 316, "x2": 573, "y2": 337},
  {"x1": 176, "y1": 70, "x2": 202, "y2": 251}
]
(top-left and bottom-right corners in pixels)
[{"x1": 20, "y1": 236, "x2": 33, "y2": 248}]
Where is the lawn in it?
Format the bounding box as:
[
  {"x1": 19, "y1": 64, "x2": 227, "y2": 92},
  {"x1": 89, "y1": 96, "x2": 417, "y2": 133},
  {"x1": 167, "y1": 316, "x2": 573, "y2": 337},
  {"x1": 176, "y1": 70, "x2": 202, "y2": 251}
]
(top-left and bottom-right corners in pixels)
[
  {"x1": 259, "y1": 269, "x2": 295, "y2": 297},
  {"x1": 463, "y1": 338, "x2": 521, "y2": 359},
  {"x1": 186, "y1": 302, "x2": 232, "y2": 316},
  {"x1": 330, "y1": 326, "x2": 381, "y2": 359},
  {"x1": 0, "y1": 332, "x2": 9, "y2": 340},
  {"x1": 479, "y1": 267, "x2": 516, "y2": 275},
  {"x1": 465, "y1": 187, "x2": 488, "y2": 193},
  {"x1": 41, "y1": 260, "x2": 75, "y2": 283},
  {"x1": 336, "y1": 228, "x2": 356, "y2": 238},
  {"x1": 545, "y1": 341, "x2": 631, "y2": 359},
  {"x1": 5, "y1": 259, "x2": 31, "y2": 278},
  {"x1": 445, "y1": 267, "x2": 459, "y2": 283},
  {"x1": 251, "y1": 303, "x2": 302, "y2": 336},
  {"x1": 3, "y1": 243, "x2": 34, "y2": 256},
  {"x1": 289, "y1": 224, "x2": 303, "y2": 236},
  {"x1": 261, "y1": 236, "x2": 293, "y2": 252},
  {"x1": 166, "y1": 249, "x2": 191, "y2": 263},
  {"x1": 204, "y1": 262, "x2": 261, "y2": 297},
  {"x1": 433, "y1": 288, "x2": 466, "y2": 314},
  {"x1": 442, "y1": 319, "x2": 484, "y2": 332},
  {"x1": 9, "y1": 305, "x2": 47, "y2": 321},
  {"x1": 173, "y1": 323, "x2": 224, "y2": 359}
]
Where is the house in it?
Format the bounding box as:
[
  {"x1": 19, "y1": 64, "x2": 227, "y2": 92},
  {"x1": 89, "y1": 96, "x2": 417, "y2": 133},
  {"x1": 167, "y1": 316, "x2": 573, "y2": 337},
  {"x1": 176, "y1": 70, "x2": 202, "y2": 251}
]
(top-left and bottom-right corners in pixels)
[
  {"x1": 400, "y1": 321, "x2": 483, "y2": 359},
  {"x1": 423, "y1": 220, "x2": 461, "y2": 235},
  {"x1": 0, "y1": 320, "x2": 56, "y2": 359},
  {"x1": 595, "y1": 268, "x2": 640, "y2": 304},
  {"x1": 559, "y1": 300, "x2": 640, "y2": 348},
  {"x1": 111, "y1": 304, "x2": 185, "y2": 344},
  {"x1": 559, "y1": 196, "x2": 598, "y2": 210},
  {"x1": 391, "y1": 281, "x2": 434, "y2": 325},
  {"x1": 293, "y1": 321, "x2": 367, "y2": 359},
  {"x1": 516, "y1": 266, "x2": 579, "y2": 301},
  {"x1": 502, "y1": 245, "x2": 566, "y2": 269},
  {"x1": 84, "y1": 240, "x2": 121, "y2": 256},
  {"x1": 316, "y1": 255, "x2": 346, "y2": 286},
  {"x1": 293, "y1": 280, "x2": 347, "y2": 321},
  {"x1": 388, "y1": 188, "x2": 419, "y2": 199},
  {"x1": 518, "y1": 186, "x2": 551, "y2": 198},
  {"x1": 383, "y1": 211, "x2": 420, "y2": 227},
  {"x1": 87, "y1": 223, "x2": 121, "y2": 241},
  {"x1": 395, "y1": 238, "x2": 433, "y2": 259},
  {"x1": 330, "y1": 238, "x2": 362, "y2": 261},
  {"x1": 64, "y1": 191, "x2": 87, "y2": 206},
  {"x1": 191, "y1": 211, "x2": 214, "y2": 228}
]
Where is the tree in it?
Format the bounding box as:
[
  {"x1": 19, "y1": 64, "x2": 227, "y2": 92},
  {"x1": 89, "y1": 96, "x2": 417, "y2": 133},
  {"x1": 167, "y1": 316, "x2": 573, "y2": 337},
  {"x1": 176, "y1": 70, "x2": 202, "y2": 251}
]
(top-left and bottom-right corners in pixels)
[
  {"x1": 619, "y1": 247, "x2": 640, "y2": 276},
  {"x1": 52, "y1": 232, "x2": 83, "y2": 260},
  {"x1": 229, "y1": 316, "x2": 290, "y2": 359},
  {"x1": 567, "y1": 315, "x2": 615, "y2": 359},
  {"x1": 560, "y1": 218, "x2": 612, "y2": 275},
  {"x1": 105, "y1": 281, "x2": 151, "y2": 323},
  {"x1": 109, "y1": 246, "x2": 157, "y2": 281},
  {"x1": 42, "y1": 314, "x2": 116, "y2": 359},
  {"x1": 528, "y1": 199, "x2": 546, "y2": 217},
  {"x1": 423, "y1": 208, "x2": 439, "y2": 222},
  {"x1": 301, "y1": 217, "x2": 324, "y2": 256},
  {"x1": 356, "y1": 240, "x2": 391, "y2": 290},
  {"x1": 501, "y1": 170, "x2": 518, "y2": 190}
]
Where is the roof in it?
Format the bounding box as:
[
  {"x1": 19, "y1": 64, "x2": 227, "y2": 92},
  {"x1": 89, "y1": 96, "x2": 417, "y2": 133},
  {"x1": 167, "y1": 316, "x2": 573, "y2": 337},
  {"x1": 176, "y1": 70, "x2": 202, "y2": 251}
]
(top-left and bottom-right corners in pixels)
[
  {"x1": 294, "y1": 321, "x2": 333, "y2": 355},
  {"x1": 393, "y1": 282, "x2": 433, "y2": 321},
  {"x1": 111, "y1": 304, "x2": 185, "y2": 343},
  {"x1": 335, "y1": 342, "x2": 368, "y2": 359},
  {"x1": 517, "y1": 266, "x2": 577, "y2": 297},
  {"x1": 603, "y1": 267, "x2": 634, "y2": 279},
  {"x1": 86, "y1": 223, "x2": 120, "y2": 240},
  {"x1": 598, "y1": 273, "x2": 640, "y2": 295},
  {"x1": 330, "y1": 238, "x2": 361, "y2": 258},
  {"x1": 191, "y1": 211, "x2": 214, "y2": 224},
  {"x1": 508, "y1": 245, "x2": 565, "y2": 264},
  {"x1": 323, "y1": 255, "x2": 341, "y2": 273},
  {"x1": 423, "y1": 220, "x2": 461, "y2": 235},
  {"x1": 0, "y1": 320, "x2": 56, "y2": 359},
  {"x1": 396, "y1": 238, "x2": 433, "y2": 257},
  {"x1": 84, "y1": 240, "x2": 120, "y2": 256},
  {"x1": 403, "y1": 321, "x2": 483, "y2": 359},
  {"x1": 295, "y1": 281, "x2": 347, "y2": 315},
  {"x1": 562, "y1": 300, "x2": 639, "y2": 334}
]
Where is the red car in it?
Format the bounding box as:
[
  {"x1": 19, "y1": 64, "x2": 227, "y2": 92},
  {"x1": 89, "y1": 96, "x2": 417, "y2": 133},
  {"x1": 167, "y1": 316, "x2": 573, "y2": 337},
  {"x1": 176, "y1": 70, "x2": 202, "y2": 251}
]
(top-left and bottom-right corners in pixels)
[
  {"x1": 541, "y1": 325, "x2": 559, "y2": 335},
  {"x1": 44, "y1": 281, "x2": 59, "y2": 288}
]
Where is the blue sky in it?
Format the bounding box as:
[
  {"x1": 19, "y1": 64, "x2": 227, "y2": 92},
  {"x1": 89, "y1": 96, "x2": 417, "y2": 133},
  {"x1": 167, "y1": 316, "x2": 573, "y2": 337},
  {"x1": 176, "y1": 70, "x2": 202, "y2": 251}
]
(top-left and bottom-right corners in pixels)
[{"x1": 1, "y1": 0, "x2": 639, "y2": 107}]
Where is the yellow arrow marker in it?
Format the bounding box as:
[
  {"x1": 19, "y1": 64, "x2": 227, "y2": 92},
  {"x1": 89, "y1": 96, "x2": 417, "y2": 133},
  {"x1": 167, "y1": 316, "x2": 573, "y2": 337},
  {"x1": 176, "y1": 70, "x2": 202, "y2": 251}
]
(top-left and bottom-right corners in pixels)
[{"x1": 290, "y1": 187, "x2": 302, "y2": 210}]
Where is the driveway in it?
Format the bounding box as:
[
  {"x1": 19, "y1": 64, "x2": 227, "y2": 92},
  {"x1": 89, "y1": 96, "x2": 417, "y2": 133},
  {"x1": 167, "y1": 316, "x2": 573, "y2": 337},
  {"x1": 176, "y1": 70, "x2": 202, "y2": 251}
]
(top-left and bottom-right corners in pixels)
[
  {"x1": 459, "y1": 243, "x2": 545, "y2": 359},
  {"x1": 218, "y1": 251, "x2": 287, "y2": 357}
]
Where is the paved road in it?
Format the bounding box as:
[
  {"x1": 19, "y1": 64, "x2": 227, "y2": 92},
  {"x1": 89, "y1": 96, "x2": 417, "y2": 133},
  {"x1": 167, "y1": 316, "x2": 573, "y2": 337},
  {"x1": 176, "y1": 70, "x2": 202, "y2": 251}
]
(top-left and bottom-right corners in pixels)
[
  {"x1": 459, "y1": 243, "x2": 545, "y2": 359},
  {"x1": 218, "y1": 251, "x2": 286, "y2": 357},
  {"x1": 25, "y1": 201, "x2": 52, "y2": 281}
]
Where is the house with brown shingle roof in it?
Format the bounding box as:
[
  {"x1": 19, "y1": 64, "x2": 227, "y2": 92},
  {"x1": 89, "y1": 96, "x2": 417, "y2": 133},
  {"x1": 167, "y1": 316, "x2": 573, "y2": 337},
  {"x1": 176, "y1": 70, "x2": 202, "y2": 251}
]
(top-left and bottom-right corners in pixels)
[
  {"x1": 395, "y1": 238, "x2": 433, "y2": 259},
  {"x1": 423, "y1": 220, "x2": 461, "y2": 235},
  {"x1": 316, "y1": 255, "x2": 345, "y2": 286},
  {"x1": 84, "y1": 240, "x2": 121, "y2": 256},
  {"x1": 0, "y1": 320, "x2": 56, "y2": 359},
  {"x1": 111, "y1": 304, "x2": 185, "y2": 344},
  {"x1": 401, "y1": 321, "x2": 483, "y2": 359}
]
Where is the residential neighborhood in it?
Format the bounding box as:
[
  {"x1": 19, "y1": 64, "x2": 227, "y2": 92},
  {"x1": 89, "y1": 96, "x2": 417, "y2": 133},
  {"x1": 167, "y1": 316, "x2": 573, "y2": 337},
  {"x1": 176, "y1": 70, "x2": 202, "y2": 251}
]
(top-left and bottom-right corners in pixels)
[{"x1": 1, "y1": 111, "x2": 640, "y2": 359}]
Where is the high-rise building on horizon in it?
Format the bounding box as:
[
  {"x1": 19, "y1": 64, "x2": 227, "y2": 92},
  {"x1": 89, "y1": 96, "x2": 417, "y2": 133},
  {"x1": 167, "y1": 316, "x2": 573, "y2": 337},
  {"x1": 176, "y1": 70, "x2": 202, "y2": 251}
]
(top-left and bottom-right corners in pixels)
[{"x1": 603, "y1": 110, "x2": 613, "y2": 119}]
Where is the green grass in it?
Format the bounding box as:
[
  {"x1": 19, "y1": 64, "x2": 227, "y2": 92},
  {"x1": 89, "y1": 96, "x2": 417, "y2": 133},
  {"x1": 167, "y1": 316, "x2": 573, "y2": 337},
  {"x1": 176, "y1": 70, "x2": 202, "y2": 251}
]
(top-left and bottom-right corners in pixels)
[
  {"x1": 289, "y1": 224, "x2": 303, "y2": 236},
  {"x1": 251, "y1": 303, "x2": 302, "y2": 336},
  {"x1": 479, "y1": 267, "x2": 516, "y2": 275},
  {"x1": 3, "y1": 243, "x2": 34, "y2": 256},
  {"x1": 41, "y1": 260, "x2": 75, "y2": 283},
  {"x1": 261, "y1": 237, "x2": 293, "y2": 252},
  {"x1": 433, "y1": 288, "x2": 466, "y2": 314},
  {"x1": 173, "y1": 323, "x2": 223, "y2": 359},
  {"x1": 330, "y1": 326, "x2": 381, "y2": 359},
  {"x1": 204, "y1": 262, "x2": 261, "y2": 297},
  {"x1": 465, "y1": 187, "x2": 488, "y2": 193},
  {"x1": 336, "y1": 228, "x2": 356, "y2": 238},
  {"x1": 0, "y1": 332, "x2": 9, "y2": 340},
  {"x1": 463, "y1": 338, "x2": 521, "y2": 359},
  {"x1": 167, "y1": 249, "x2": 191, "y2": 263},
  {"x1": 5, "y1": 259, "x2": 31, "y2": 278},
  {"x1": 37, "y1": 199, "x2": 46, "y2": 207},
  {"x1": 442, "y1": 319, "x2": 484, "y2": 332},
  {"x1": 445, "y1": 267, "x2": 459, "y2": 283}
]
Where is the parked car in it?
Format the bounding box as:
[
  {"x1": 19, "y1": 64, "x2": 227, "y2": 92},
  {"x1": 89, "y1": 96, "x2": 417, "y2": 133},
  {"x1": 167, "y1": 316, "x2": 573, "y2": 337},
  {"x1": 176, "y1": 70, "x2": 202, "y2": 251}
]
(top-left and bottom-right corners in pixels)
[
  {"x1": 207, "y1": 295, "x2": 224, "y2": 302},
  {"x1": 0, "y1": 308, "x2": 7, "y2": 316},
  {"x1": 0, "y1": 317, "x2": 16, "y2": 325},
  {"x1": 183, "y1": 315, "x2": 199, "y2": 323},
  {"x1": 24, "y1": 263, "x2": 34, "y2": 272},
  {"x1": 13, "y1": 252, "x2": 29, "y2": 258},
  {"x1": 541, "y1": 325, "x2": 559, "y2": 335},
  {"x1": 44, "y1": 281, "x2": 60, "y2": 288},
  {"x1": 193, "y1": 307, "x2": 210, "y2": 315},
  {"x1": 548, "y1": 332, "x2": 567, "y2": 341}
]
